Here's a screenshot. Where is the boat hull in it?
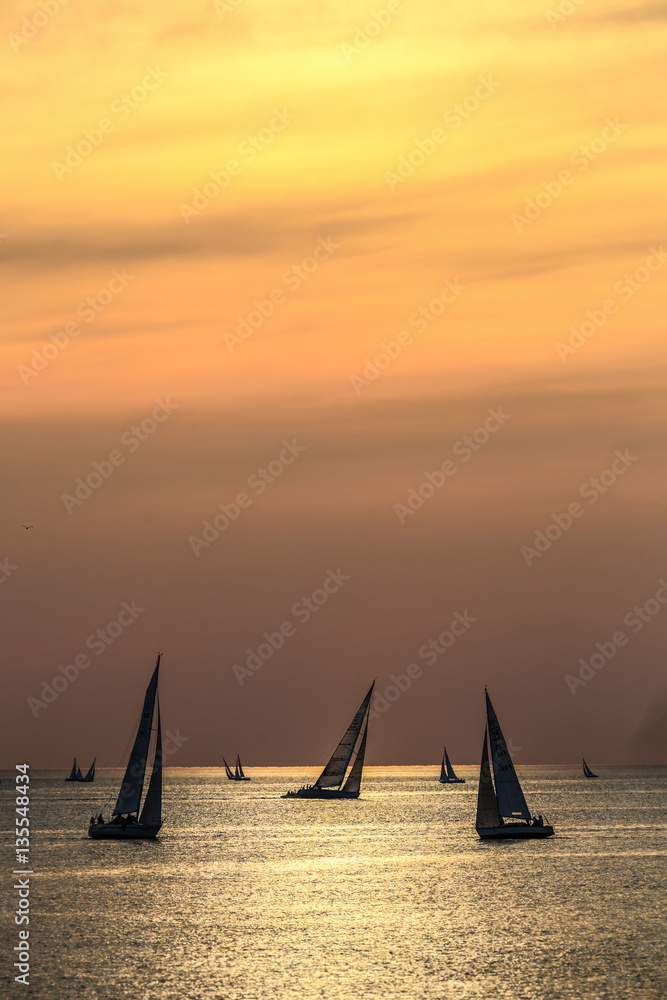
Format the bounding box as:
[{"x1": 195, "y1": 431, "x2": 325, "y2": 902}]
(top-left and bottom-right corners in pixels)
[
  {"x1": 439, "y1": 778, "x2": 466, "y2": 784},
  {"x1": 88, "y1": 821, "x2": 162, "y2": 839},
  {"x1": 282, "y1": 788, "x2": 360, "y2": 799},
  {"x1": 476, "y1": 823, "x2": 554, "y2": 840}
]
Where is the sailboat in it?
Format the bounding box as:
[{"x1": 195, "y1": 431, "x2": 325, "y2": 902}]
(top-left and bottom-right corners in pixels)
[
  {"x1": 65, "y1": 757, "x2": 96, "y2": 782},
  {"x1": 475, "y1": 689, "x2": 554, "y2": 839},
  {"x1": 88, "y1": 654, "x2": 163, "y2": 840},
  {"x1": 82, "y1": 758, "x2": 95, "y2": 782},
  {"x1": 65, "y1": 758, "x2": 79, "y2": 782},
  {"x1": 222, "y1": 754, "x2": 250, "y2": 781},
  {"x1": 582, "y1": 758, "x2": 598, "y2": 778},
  {"x1": 439, "y1": 746, "x2": 465, "y2": 784},
  {"x1": 282, "y1": 681, "x2": 374, "y2": 799}
]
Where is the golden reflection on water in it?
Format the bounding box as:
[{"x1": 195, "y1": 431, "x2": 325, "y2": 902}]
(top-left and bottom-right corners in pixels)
[{"x1": 6, "y1": 767, "x2": 666, "y2": 999}]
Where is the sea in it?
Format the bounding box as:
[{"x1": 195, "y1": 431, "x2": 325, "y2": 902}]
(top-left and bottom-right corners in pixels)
[{"x1": 1, "y1": 766, "x2": 666, "y2": 1000}]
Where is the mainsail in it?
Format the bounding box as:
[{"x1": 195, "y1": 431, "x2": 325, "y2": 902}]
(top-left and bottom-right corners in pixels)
[
  {"x1": 439, "y1": 750, "x2": 447, "y2": 782},
  {"x1": 113, "y1": 654, "x2": 161, "y2": 816},
  {"x1": 139, "y1": 702, "x2": 162, "y2": 826},
  {"x1": 315, "y1": 682, "x2": 375, "y2": 789},
  {"x1": 485, "y1": 690, "x2": 531, "y2": 820},
  {"x1": 342, "y1": 710, "x2": 370, "y2": 794},
  {"x1": 235, "y1": 755, "x2": 245, "y2": 779},
  {"x1": 476, "y1": 727, "x2": 501, "y2": 829},
  {"x1": 83, "y1": 758, "x2": 96, "y2": 782},
  {"x1": 67, "y1": 758, "x2": 78, "y2": 781},
  {"x1": 222, "y1": 757, "x2": 235, "y2": 779}
]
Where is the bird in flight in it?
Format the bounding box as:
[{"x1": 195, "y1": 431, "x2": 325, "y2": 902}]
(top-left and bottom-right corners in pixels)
[{"x1": 22, "y1": 525, "x2": 33, "y2": 530}]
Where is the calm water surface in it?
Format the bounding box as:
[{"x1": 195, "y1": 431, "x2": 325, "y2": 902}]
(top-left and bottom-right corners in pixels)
[{"x1": 1, "y1": 766, "x2": 665, "y2": 999}]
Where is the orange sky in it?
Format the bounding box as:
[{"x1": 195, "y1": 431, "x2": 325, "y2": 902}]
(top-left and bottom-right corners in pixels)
[{"x1": 1, "y1": 0, "x2": 666, "y2": 767}]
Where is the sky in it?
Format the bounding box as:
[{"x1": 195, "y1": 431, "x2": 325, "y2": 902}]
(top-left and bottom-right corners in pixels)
[{"x1": 1, "y1": 0, "x2": 666, "y2": 768}]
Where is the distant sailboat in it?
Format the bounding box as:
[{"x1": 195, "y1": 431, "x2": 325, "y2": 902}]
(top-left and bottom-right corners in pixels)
[
  {"x1": 222, "y1": 754, "x2": 250, "y2": 781},
  {"x1": 439, "y1": 746, "x2": 465, "y2": 784},
  {"x1": 583, "y1": 758, "x2": 598, "y2": 779},
  {"x1": 88, "y1": 654, "x2": 163, "y2": 839},
  {"x1": 65, "y1": 757, "x2": 96, "y2": 782},
  {"x1": 475, "y1": 689, "x2": 554, "y2": 839},
  {"x1": 234, "y1": 754, "x2": 250, "y2": 781},
  {"x1": 65, "y1": 758, "x2": 78, "y2": 782},
  {"x1": 282, "y1": 682, "x2": 374, "y2": 799}
]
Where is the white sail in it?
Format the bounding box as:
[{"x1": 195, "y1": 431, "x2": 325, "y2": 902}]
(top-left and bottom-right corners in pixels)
[
  {"x1": 139, "y1": 702, "x2": 162, "y2": 826},
  {"x1": 439, "y1": 750, "x2": 447, "y2": 782},
  {"x1": 315, "y1": 682, "x2": 375, "y2": 789},
  {"x1": 445, "y1": 748, "x2": 459, "y2": 781},
  {"x1": 342, "y1": 710, "x2": 370, "y2": 794},
  {"x1": 485, "y1": 690, "x2": 531, "y2": 820},
  {"x1": 114, "y1": 655, "x2": 161, "y2": 816},
  {"x1": 476, "y1": 727, "x2": 501, "y2": 828}
]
